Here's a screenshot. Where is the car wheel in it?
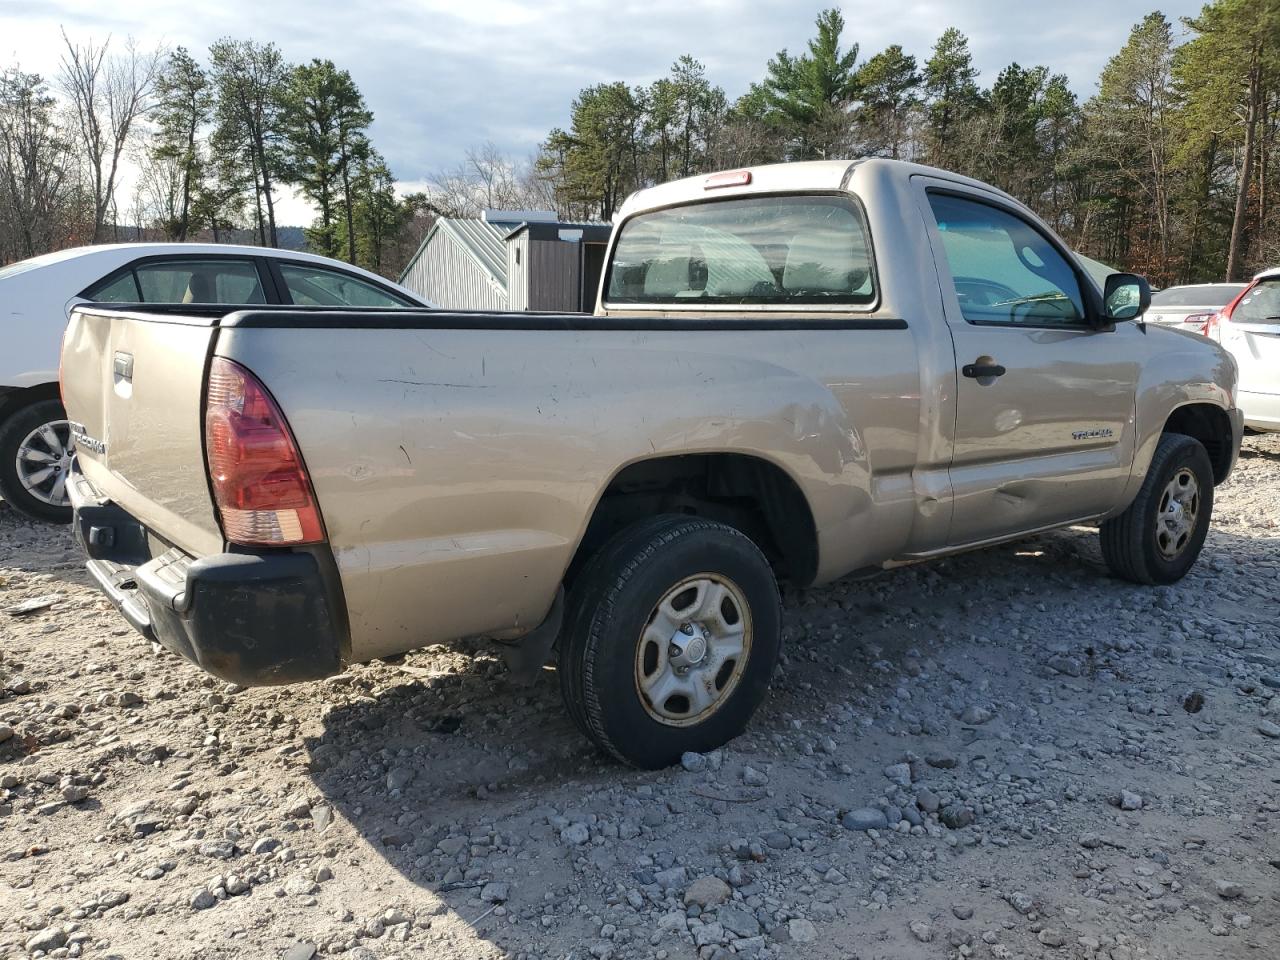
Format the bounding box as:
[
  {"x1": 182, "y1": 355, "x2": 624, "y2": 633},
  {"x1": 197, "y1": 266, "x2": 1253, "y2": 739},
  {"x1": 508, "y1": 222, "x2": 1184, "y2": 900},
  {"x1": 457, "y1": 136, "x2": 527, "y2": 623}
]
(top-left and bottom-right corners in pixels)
[
  {"x1": 1100, "y1": 432, "x2": 1214, "y2": 585},
  {"x1": 559, "y1": 515, "x2": 782, "y2": 769},
  {"x1": 0, "y1": 399, "x2": 75, "y2": 524}
]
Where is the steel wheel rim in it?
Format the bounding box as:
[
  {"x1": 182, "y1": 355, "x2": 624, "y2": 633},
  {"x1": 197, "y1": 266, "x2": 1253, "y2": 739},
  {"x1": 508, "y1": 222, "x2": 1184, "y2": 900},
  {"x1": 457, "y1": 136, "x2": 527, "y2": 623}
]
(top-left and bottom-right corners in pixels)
[
  {"x1": 1155, "y1": 467, "x2": 1199, "y2": 560},
  {"x1": 16, "y1": 419, "x2": 74, "y2": 507},
  {"x1": 634, "y1": 573, "x2": 752, "y2": 727}
]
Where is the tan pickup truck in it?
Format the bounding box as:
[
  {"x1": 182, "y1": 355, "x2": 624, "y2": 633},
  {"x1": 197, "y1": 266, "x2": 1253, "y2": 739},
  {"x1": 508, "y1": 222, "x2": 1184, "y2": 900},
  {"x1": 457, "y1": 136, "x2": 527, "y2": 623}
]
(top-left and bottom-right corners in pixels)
[{"x1": 60, "y1": 159, "x2": 1243, "y2": 768}]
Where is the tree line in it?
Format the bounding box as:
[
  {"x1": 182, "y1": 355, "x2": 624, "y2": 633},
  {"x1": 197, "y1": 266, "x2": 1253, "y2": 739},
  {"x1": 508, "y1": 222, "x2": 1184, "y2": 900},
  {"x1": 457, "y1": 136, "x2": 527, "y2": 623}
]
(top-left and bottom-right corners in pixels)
[
  {"x1": 527, "y1": 2, "x2": 1280, "y2": 284},
  {"x1": 0, "y1": 35, "x2": 429, "y2": 275},
  {"x1": 4, "y1": 3, "x2": 1277, "y2": 284}
]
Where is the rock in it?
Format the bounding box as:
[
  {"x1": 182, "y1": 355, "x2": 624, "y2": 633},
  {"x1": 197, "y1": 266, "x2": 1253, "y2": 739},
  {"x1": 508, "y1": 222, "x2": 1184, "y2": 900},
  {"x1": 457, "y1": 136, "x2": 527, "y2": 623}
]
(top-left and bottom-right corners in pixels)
[
  {"x1": 1007, "y1": 891, "x2": 1035, "y2": 915},
  {"x1": 940, "y1": 805, "x2": 976, "y2": 829},
  {"x1": 284, "y1": 873, "x2": 319, "y2": 896},
  {"x1": 437, "y1": 836, "x2": 467, "y2": 856},
  {"x1": 310, "y1": 806, "x2": 333, "y2": 832},
  {"x1": 909, "y1": 920, "x2": 934, "y2": 943},
  {"x1": 787, "y1": 919, "x2": 818, "y2": 943},
  {"x1": 926, "y1": 752, "x2": 958, "y2": 769},
  {"x1": 25, "y1": 928, "x2": 67, "y2": 953},
  {"x1": 1215, "y1": 879, "x2": 1244, "y2": 900},
  {"x1": 681, "y1": 751, "x2": 708, "y2": 772},
  {"x1": 952, "y1": 904, "x2": 974, "y2": 920},
  {"x1": 62, "y1": 784, "x2": 90, "y2": 803},
  {"x1": 282, "y1": 943, "x2": 317, "y2": 960},
  {"x1": 481, "y1": 881, "x2": 510, "y2": 903},
  {"x1": 198, "y1": 839, "x2": 235, "y2": 859},
  {"x1": 1047, "y1": 654, "x2": 1083, "y2": 677},
  {"x1": 654, "y1": 866, "x2": 687, "y2": 890},
  {"x1": 225, "y1": 875, "x2": 250, "y2": 895},
  {"x1": 560, "y1": 822, "x2": 590, "y2": 846},
  {"x1": 1038, "y1": 928, "x2": 1067, "y2": 947},
  {"x1": 916, "y1": 788, "x2": 941, "y2": 814},
  {"x1": 0, "y1": 724, "x2": 14, "y2": 744},
  {"x1": 719, "y1": 905, "x2": 760, "y2": 938},
  {"x1": 1257, "y1": 720, "x2": 1280, "y2": 739},
  {"x1": 314, "y1": 864, "x2": 333, "y2": 883},
  {"x1": 1119, "y1": 790, "x2": 1143, "y2": 811},
  {"x1": 684, "y1": 875, "x2": 731, "y2": 908},
  {"x1": 742, "y1": 766, "x2": 768, "y2": 787},
  {"x1": 252, "y1": 837, "x2": 282, "y2": 855},
  {"x1": 959, "y1": 705, "x2": 994, "y2": 725},
  {"x1": 283, "y1": 796, "x2": 311, "y2": 818},
  {"x1": 386, "y1": 767, "x2": 414, "y2": 790},
  {"x1": 883, "y1": 762, "x2": 912, "y2": 787},
  {"x1": 190, "y1": 889, "x2": 216, "y2": 910},
  {"x1": 842, "y1": 807, "x2": 888, "y2": 831}
]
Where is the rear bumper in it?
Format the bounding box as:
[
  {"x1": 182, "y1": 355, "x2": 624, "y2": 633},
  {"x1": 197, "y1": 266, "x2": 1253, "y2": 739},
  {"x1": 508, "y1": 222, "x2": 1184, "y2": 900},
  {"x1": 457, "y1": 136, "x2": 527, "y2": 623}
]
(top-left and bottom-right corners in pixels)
[
  {"x1": 1240, "y1": 390, "x2": 1280, "y2": 432},
  {"x1": 70, "y1": 471, "x2": 346, "y2": 686}
]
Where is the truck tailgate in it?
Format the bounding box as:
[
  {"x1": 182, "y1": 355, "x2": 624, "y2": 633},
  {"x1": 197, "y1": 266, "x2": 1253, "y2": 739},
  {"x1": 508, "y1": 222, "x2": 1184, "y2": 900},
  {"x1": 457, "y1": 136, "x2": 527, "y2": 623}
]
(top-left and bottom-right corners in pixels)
[{"x1": 61, "y1": 307, "x2": 223, "y2": 558}]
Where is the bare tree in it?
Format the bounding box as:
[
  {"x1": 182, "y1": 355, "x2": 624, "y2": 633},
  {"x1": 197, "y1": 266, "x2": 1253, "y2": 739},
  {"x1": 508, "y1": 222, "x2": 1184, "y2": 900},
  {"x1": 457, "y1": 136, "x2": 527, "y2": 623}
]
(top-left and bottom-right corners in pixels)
[
  {"x1": 429, "y1": 142, "x2": 553, "y2": 217},
  {"x1": 59, "y1": 31, "x2": 162, "y2": 241}
]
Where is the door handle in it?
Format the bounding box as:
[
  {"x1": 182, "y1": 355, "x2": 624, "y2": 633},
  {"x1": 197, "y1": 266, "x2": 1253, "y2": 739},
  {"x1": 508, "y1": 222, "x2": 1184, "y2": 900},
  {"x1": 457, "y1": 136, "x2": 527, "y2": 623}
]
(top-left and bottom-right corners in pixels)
[{"x1": 962, "y1": 361, "x2": 1006, "y2": 380}]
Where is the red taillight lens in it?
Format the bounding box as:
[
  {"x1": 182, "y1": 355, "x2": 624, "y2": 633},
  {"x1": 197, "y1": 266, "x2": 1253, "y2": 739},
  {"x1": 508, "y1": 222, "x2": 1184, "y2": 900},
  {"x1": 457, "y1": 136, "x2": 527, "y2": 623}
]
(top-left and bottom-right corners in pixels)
[
  {"x1": 205, "y1": 357, "x2": 324, "y2": 546},
  {"x1": 1198, "y1": 312, "x2": 1223, "y2": 340}
]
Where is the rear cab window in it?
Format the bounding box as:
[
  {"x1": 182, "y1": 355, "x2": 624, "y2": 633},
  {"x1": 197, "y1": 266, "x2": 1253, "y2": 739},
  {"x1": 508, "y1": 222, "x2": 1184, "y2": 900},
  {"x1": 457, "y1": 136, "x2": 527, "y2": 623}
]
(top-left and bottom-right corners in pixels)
[{"x1": 605, "y1": 195, "x2": 875, "y2": 307}]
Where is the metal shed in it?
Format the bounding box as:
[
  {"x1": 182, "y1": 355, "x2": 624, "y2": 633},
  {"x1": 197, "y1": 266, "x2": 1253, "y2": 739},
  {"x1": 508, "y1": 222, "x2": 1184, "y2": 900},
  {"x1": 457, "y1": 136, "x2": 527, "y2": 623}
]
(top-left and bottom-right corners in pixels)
[{"x1": 399, "y1": 211, "x2": 611, "y2": 313}]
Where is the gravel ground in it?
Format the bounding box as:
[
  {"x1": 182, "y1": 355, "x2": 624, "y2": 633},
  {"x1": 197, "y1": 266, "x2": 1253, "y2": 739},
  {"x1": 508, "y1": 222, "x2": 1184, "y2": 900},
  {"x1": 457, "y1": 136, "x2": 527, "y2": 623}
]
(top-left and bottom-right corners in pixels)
[{"x1": 2, "y1": 433, "x2": 1279, "y2": 960}]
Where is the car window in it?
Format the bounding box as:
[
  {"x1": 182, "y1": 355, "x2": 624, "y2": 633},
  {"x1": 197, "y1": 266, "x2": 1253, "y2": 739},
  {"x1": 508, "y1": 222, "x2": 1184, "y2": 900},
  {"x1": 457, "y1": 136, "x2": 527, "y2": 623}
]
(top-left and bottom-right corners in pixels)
[
  {"x1": 278, "y1": 263, "x2": 411, "y2": 307},
  {"x1": 928, "y1": 193, "x2": 1086, "y2": 326},
  {"x1": 87, "y1": 271, "x2": 142, "y2": 302},
  {"x1": 133, "y1": 259, "x2": 266, "y2": 304},
  {"x1": 1232, "y1": 279, "x2": 1280, "y2": 324},
  {"x1": 1150, "y1": 284, "x2": 1243, "y2": 308},
  {"x1": 606, "y1": 195, "x2": 875, "y2": 305}
]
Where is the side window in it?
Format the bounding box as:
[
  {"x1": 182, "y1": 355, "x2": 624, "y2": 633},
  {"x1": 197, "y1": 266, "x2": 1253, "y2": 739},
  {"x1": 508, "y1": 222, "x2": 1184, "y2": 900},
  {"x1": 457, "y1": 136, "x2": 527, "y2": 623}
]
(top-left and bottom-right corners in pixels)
[
  {"x1": 928, "y1": 193, "x2": 1086, "y2": 326},
  {"x1": 133, "y1": 259, "x2": 266, "y2": 304},
  {"x1": 1232, "y1": 279, "x2": 1280, "y2": 324},
  {"x1": 86, "y1": 271, "x2": 141, "y2": 302},
  {"x1": 278, "y1": 264, "x2": 411, "y2": 307}
]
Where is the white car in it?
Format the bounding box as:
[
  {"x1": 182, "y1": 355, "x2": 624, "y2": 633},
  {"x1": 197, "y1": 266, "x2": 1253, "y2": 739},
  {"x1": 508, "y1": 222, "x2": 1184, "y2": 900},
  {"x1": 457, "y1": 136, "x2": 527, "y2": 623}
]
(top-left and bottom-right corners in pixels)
[
  {"x1": 1143, "y1": 282, "x2": 1247, "y2": 333},
  {"x1": 1, "y1": 243, "x2": 432, "y2": 522},
  {"x1": 1202, "y1": 267, "x2": 1280, "y2": 432}
]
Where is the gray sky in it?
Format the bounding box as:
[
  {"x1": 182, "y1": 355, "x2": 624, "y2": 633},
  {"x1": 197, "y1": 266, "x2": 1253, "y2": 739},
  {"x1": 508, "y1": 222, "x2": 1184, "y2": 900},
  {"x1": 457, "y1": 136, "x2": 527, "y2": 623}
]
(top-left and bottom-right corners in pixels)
[{"x1": 5, "y1": 0, "x2": 1207, "y2": 223}]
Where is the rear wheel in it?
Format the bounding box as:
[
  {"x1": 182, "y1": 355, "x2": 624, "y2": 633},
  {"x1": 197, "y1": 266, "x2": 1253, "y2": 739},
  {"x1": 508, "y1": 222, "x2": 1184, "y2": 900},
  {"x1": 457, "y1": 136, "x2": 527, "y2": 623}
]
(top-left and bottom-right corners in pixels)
[
  {"x1": 1100, "y1": 432, "x2": 1214, "y2": 585},
  {"x1": 0, "y1": 399, "x2": 74, "y2": 524},
  {"x1": 559, "y1": 515, "x2": 782, "y2": 769}
]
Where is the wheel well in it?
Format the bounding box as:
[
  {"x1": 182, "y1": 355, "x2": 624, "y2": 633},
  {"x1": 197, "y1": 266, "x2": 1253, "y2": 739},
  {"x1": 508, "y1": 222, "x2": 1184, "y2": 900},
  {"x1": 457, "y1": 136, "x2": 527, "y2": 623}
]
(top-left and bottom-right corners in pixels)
[
  {"x1": 1164, "y1": 403, "x2": 1232, "y2": 484},
  {"x1": 0, "y1": 383, "x2": 62, "y2": 424},
  {"x1": 568, "y1": 454, "x2": 819, "y2": 588}
]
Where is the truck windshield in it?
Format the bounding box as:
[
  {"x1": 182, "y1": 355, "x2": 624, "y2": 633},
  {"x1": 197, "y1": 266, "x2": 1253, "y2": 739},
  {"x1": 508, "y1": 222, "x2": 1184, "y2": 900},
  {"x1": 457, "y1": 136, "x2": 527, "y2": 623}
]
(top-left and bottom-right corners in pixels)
[{"x1": 606, "y1": 195, "x2": 875, "y2": 306}]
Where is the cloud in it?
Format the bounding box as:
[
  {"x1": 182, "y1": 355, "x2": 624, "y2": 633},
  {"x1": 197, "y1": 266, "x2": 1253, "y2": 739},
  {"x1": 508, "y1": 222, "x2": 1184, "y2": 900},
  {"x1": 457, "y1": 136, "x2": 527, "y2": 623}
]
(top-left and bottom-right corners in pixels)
[{"x1": 2, "y1": 0, "x2": 1203, "y2": 223}]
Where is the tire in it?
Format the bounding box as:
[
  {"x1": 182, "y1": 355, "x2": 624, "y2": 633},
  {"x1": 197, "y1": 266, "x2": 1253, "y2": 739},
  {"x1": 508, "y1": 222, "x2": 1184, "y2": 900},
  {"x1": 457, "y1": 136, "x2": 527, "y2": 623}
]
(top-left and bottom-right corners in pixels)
[
  {"x1": 559, "y1": 515, "x2": 782, "y2": 769},
  {"x1": 1100, "y1": 432, "x2": 1214, "y2": 585},
  {"x1": 0, "y1": 399, "x2": 74, "y2": 524}
]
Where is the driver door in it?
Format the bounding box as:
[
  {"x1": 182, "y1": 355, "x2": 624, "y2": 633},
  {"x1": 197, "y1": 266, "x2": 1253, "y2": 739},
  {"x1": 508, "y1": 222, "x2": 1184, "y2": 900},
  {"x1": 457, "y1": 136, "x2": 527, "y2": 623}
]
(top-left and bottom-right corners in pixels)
[{"x1": 915, "y1": 180, "x2": 1141, "y2": 546}]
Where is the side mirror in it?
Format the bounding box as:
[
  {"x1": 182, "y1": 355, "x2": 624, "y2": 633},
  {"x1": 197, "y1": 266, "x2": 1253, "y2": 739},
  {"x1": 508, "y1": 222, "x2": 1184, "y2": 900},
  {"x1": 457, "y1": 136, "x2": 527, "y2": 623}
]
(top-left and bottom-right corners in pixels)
[{"x1": 1103, "y1": 273, "x2": 1151, "y2": 322}]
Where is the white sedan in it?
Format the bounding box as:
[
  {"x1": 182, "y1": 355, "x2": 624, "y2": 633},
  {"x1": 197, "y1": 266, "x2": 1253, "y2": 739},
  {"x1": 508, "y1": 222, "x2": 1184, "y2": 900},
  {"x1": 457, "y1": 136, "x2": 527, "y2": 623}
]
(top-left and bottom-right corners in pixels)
[
  {"x1": 1, "y1": 243, "x2": 432, "y2": 523},
  {"x1": 1203, "y1": 266, "x2": 1280, "y2": 432}
]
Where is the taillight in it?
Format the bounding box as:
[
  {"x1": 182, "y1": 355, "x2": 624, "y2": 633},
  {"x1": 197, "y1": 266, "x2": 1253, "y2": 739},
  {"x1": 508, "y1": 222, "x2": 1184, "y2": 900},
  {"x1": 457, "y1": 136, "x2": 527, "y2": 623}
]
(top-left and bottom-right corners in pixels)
[
  {"x1": 1205, "y1": 283, "x2": 1252, "y2": 340},
  {"x1": 1198, "y1": 313, "x2": 1222, "y2": 339},
  {"x1": 204, "y1": 357, "x2": 324, "y2": 546}
]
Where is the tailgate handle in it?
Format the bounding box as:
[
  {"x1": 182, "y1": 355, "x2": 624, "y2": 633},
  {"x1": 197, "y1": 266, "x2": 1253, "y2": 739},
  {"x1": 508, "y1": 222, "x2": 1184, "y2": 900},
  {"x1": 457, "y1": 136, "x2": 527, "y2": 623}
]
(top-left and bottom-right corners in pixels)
[{"x1": 113, "y1": 352, "x2": 134, "y2": 382}]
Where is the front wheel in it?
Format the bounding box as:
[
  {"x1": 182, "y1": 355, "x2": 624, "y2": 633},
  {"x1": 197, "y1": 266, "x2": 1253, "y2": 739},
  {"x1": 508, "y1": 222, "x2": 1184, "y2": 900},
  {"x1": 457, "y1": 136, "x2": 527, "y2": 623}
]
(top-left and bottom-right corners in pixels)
[
  {"x1": 0, "y1": 399, "x2": 75, "y2": 524},
  {"x1": 559, "y1": 516, "x2": 782, "y2": 769},
  {"x1": 1100, "y1": 432, "x2": 1214, "y2": 585}
]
